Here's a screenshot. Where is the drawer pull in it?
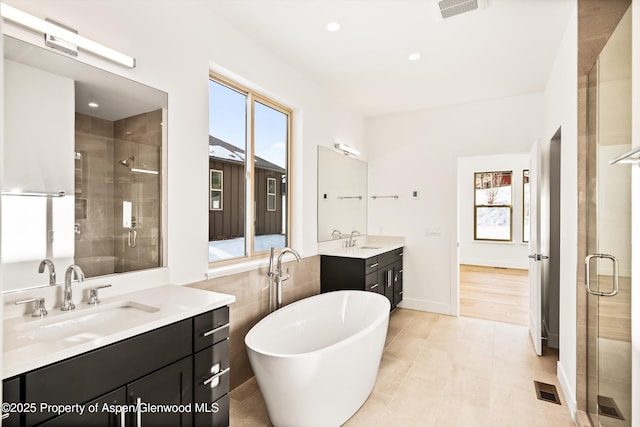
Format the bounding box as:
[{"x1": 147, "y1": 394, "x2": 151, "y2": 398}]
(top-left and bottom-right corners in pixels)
[
  {"x1": 399, "y1": 253, "x2": 403, "y2": 257},
  {"x1": 369, "y1": 263, "x2": 379, "y2": 268},
  {"x1": 2, "y1": 413, "x2": 9, "y2": 420},
  {"x1": 203, "y1": 367, "x2": 230, "y2": 386},
  {"x1": 202, "y1": 323, "x2": 229, "y2": 337},
  {"x1": 398, "y1": 269, "x2": 404, "y2": 273},
  {"x1": 370, "y1": 283, "x2": 379, "y2": 289}
]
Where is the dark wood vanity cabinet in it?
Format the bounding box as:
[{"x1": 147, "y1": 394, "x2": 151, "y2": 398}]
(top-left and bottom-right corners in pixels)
[
  {"x1": 321, "y1": 247, "x2": 403, "y2": 309},
  {"x1": 2, "y1": 306, "x2": 230, "y2": 427}
]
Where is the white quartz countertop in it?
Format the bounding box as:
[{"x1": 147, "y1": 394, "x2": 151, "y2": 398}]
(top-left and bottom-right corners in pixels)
[
  {"x1": 319, "y1": 237, "x2": 404, "y2": 259},
  {"x1": 3, "y1": 285, "x2": 235, "y2": 379}
]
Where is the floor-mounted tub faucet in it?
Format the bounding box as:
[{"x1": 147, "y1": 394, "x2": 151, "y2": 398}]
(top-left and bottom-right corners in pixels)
[
  {"x1": 62, "y1": 264, "x2": 84, "y2": 311},
  {"x1": 268, "y1": 247, "x2": 302, "y2": 311},
  {"x1": 38, "y1": 259, "x2": 56, "y2": 285}
]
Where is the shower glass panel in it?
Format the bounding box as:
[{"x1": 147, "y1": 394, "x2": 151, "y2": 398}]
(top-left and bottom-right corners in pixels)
[{"x1": 586, "y1": 6, "x2": 632, "y2": 426}]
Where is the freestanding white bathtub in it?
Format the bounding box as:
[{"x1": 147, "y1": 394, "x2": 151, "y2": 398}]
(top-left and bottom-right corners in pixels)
[{"x1": 245, "y1": 290, "x2": 390, "y2": 427}]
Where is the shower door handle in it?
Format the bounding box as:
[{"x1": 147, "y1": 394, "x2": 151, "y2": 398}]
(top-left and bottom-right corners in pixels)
[{"x1": 585, "y1": 254, "x2": 619, "y2": 297}]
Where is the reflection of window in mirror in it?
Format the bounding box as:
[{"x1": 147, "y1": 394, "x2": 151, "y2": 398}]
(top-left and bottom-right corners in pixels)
[
  {"x1": 522, "y1": 170, "x2": 530, "y2": 243},
  {"x1": 210, "y1": 169, "x2": 223, "y2": 211},
  {"x1": 473, "y1": 170, "x2": 513, "y2": 241},
  {"x1": 208, "y1": 75, "x2": 291, "y2": 263}
]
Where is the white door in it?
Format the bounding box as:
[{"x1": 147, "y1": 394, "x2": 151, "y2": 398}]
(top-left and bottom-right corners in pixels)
[{"x1": 528, "y1": 139, "x2": 549, "y2": 356}]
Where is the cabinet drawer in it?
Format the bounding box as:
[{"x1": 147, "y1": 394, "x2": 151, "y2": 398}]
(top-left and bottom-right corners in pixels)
[
  {"x1": 395, "y1": 247, "x2": 404, "y2": 260},
  {"x1": 364, "y1": 256, "x2": 379, "y2": 276},
  {"x1": 194, "y1": 393, "x2": 230, "y2": 427},
  {"x1": 365, "y1": 271, "x2": 381, "y2": 293},
  {"x1": 194, "y1": 339, "x2": 230, "y2": 404},
  {"x1": 194, "y1": 307, "x2": 230, "y2": 352},
  {"x1": 2, "y1": 376, "x2": 21, "y2": 427},
  {"x1": 378, "y1": 251, "x2": 396, "y2": 269}
]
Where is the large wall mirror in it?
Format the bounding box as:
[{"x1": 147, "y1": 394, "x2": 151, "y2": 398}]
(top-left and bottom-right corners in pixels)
[
  {"x1": 317, "y1": 146, "x2": 367, "y2": 241},
  {"x1": 2, "y1": 35, "x2": 167, "y2": 293}
]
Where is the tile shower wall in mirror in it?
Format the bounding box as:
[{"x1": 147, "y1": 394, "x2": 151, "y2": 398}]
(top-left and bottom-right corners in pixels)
[
  {"x1": 2, "y1": 35, "x2": 166, "y2": 292},
  {"x1": 74, "y1": 110, "x2": 162, "y2": 278}
]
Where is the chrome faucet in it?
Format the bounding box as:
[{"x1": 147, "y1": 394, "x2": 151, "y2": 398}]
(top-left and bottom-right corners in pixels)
[
  {"x1": 331, "y1": 229, "x2": 342, "y2": 240},
  {"x1": 38, "y1": 259, "x2": 56, "y2": 285},
  {"x1": 348, "y1": 230, "x2": 361, "y2": 247},
  {"x1": 268, "y1": 247, "x2": 302, "y2": 311},
  {"x1": 62, "y1": 264, "x2": 84, "y2": 311}
]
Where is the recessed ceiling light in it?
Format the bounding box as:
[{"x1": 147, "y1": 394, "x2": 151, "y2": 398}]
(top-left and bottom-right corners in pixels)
[
  {"x1": 408, "y1": 53, "x2": 421, "y2": 61},
  {"x1": 326, "y1": 22, "x2": 340, "y2": 32},
  {"x1": 88, "y1": 102, "x2": 99, "y2": 108}
]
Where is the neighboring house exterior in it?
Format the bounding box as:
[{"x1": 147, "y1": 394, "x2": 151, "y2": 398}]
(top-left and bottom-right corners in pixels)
[{"x1": 208, "y1": 136, "x2": 285, "y2": 242}]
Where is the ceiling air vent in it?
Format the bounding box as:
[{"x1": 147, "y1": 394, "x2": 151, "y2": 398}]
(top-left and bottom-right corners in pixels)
[{"x1": 438, "y1": 0, "x2": 479, "y2": 19}]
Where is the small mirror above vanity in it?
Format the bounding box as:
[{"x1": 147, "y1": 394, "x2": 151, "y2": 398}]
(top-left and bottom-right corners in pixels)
[
  {"x1": 2, "y1": 35, "x2": 168, "y2": 293},
  {"x1": 317, "y1": 146, "x2": 367, "y2": 242}
]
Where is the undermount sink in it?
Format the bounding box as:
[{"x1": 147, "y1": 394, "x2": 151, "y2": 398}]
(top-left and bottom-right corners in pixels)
[
  {"x1": 359, "y1": 246, "x2": 382, "y2": 250},
  {"x1": 7, "y1": 301, "x2": 159, "y2": 350}
]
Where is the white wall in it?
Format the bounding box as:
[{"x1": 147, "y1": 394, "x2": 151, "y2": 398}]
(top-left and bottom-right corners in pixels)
[
  {"x1": 366, "y1": 93, "x2": 543, "y2": 315},
  {"x1": 541, "y1": 2, "x2": 578, "y2": 418},
  {"x1": 631, "y1": 0, "x2": 639, "y2": 423},
  {"x1": 458, "y1": 153, "x2": 530, "y2": 269},
  {"x1": 1, "y1": 0, "x2": 364, "y2": 291}
]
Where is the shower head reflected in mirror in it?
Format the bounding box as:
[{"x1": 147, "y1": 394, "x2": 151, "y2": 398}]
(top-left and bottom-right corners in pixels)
[{"x1": 118, "y1": 156, "x2": 134, "y2": 167}]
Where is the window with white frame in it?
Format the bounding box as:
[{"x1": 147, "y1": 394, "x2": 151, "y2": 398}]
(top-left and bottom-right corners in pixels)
[
  {"x1": 474, "y1": 170, "x2": 513, "y2": 241},
  {"x1": 267, "y1": 178, "x2": 277, "y2": 212},
  {"x1": 210, "y1": 169, "x2": 223, "y2": 211}
]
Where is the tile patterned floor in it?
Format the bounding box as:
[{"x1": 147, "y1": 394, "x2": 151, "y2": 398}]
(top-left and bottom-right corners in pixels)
[{"x1": 230, "y1": 309, "x2": 576, "y2": 426}]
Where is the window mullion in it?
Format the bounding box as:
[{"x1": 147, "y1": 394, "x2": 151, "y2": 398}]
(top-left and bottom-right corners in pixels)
[{"x1": 245, "y1": 93, "x2": 255, "y2": 256}]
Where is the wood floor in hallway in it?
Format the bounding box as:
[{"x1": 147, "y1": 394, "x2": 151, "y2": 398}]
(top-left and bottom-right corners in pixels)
[{"x1": 459, "y1": 264, "x2": 529, "y2": 326}]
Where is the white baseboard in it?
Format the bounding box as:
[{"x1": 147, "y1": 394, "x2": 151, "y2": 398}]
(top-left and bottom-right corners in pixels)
[
  {"x1": 460, "y1": 258, "x2": 529, "y2": 270},
  {"x1": 397, "y1": 298, "x2": 454, "y2": 316},
  {"x1": 557, "y1": 360, "x2": 577, "y2": 420}
]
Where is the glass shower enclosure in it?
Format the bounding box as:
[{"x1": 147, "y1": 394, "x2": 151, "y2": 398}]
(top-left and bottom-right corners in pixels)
[{"x1": 585, "y1": 6, "x2": 632, "y2": 426}]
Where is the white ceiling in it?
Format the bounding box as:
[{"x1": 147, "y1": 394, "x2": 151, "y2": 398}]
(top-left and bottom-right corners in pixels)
[{"x1": 209, "y1": 0, "x2": 575, "y2": 117}]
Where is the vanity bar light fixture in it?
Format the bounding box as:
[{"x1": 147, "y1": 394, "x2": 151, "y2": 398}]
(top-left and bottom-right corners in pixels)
[
  {"x1": 0, "y1": 3, "x2": 136, "y2": 68},
  {"x1": 334, "y1": 143, "x2": 360, "y2": 157}
]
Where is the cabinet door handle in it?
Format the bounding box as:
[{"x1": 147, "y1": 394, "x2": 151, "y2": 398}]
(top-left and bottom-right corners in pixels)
[
  {"x1": 369, "y1": 263, "x2": 379, "y2": 268},
  {"x1": 202, "y1": 323, "x2": 229, "y2": 337},
  {"x1": 136, "y1": 397, "x2": 142, "y2": 427},
  {"x1": 1, "y1": 413, "x2": 9, "y2": 420},
  {"x1": 370, "y1": 283, "x2": 379, "y2": 289},
  {"x1": 203, "y1": 367, "x2": 230, "y2": 387},
  {"x1": 387, "y1": 270, "x2": 393, "y2": 287},
  {"x1": 120, "y1": 409, "x2": 126, "y2": 427}
]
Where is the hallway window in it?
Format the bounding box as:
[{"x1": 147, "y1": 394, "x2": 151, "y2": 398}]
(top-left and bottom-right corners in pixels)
[
  {"x1": 474, "y1": 171, "x2": 512, "y2": 241},
  {"x1": 208, "y1": 75, "x2": 291, "y2": 263}
]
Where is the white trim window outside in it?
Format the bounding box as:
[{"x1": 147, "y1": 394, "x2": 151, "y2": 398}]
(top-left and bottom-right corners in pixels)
[{"x1": 210, "y1": 169, "x2": 223, "y2": 211}]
